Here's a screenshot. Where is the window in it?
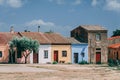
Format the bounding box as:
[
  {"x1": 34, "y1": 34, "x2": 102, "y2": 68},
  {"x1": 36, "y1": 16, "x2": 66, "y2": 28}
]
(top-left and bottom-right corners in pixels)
[
  {"x1": 96, "y1": 48, "x2": 101, "y2": 50},
  {"x1": 81, "y1": 52, "x2": 85, "y2": 57},
  {"x1": 62, "y1": 51, "x2": 67, "y2": 57},
  {"x1": 44, "y1": 50, "x2": 48, "y2": 58},
  {"x1": 0, "y1": 51, "x2": 2, "y2": 57},
  {"x1": 96, "y1": 33, "x2": 101, "y2": 41}
]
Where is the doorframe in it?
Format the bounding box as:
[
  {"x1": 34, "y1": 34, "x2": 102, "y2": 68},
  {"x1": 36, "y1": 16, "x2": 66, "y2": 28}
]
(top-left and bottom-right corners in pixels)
[
  {"x1": 54, "y1": 50, "x2": 58, "y2": 62},
  {"x1": 74, "y1": 53, "x2": 79, "y2": 63},
  {"x1": 96, "y1": 52, "x2": 101, "y2": 64}
]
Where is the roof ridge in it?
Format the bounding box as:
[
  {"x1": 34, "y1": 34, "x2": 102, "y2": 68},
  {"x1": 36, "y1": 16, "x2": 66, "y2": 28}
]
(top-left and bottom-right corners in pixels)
[{"x1": 108, "y1": 36, "x2": 120, "y2": 40}]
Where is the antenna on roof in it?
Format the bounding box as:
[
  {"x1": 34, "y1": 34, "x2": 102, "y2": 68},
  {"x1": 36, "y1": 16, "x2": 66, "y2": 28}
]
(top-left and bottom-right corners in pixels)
[
  {"x1": 10, "y1": 26, "x2": 14, "y2": 33},
  {"x1": 38, "y1": 26, "x2": 40, "y2": 32}
]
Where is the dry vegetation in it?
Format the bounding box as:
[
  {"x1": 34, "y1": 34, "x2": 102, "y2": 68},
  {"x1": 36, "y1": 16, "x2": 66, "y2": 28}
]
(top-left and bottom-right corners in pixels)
[{"x1": 0, "y1": 64, "x2": 120, "y2": 80}]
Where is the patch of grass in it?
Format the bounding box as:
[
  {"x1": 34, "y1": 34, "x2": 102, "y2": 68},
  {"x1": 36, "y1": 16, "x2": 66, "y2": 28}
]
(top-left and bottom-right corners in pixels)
[
  {"x1": 67, "y1": 62, "x2": 72, "y2": 64},
  {"x1": 52, "y1": 61, "x2": 58, "y2": 64},
  {"x1": 78, "y1": 60, "x2": 89, "y2": 65}
]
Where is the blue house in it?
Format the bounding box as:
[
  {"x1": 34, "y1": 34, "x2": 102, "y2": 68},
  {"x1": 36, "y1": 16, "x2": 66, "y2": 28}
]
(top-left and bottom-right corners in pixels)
[{"x1": 67, "y1": 38, "x2": 88, "y2": 64}]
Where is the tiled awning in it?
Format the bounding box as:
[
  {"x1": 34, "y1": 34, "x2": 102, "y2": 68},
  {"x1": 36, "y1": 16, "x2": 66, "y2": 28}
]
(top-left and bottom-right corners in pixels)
[{"x1": 108, "y1": 43, "x2": 120, "y2": 49}]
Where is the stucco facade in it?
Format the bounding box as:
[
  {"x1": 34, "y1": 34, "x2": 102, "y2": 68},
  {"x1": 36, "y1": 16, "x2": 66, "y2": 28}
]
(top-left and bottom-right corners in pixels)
[
  {"x1": 51, "y1": 45, "x2": 71, "y2": 63},
  {"x1": 71, "y1": 25, "x2": 108, "y2": 64},
  {"x1": 71, "y1": 44, "x2": 88, "y2": 63},
  {"x1": 38, "y1": 45, "x2": 51, "y2": 64},
  {"x1": 0, "y1": 45, "x2": 9, "y2": 63},
  {"x1": 108, "y1": 48, "x2": 120, "y2": 60},
  {"x1": 108, "y1": 36, "x2": 120, "y2": 61}
]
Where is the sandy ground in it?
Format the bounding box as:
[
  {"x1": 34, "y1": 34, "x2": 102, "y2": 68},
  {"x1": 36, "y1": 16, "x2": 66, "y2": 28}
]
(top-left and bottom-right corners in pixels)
[{"x1": 0, "y1": 64, "x2": 120, "y2": 80}]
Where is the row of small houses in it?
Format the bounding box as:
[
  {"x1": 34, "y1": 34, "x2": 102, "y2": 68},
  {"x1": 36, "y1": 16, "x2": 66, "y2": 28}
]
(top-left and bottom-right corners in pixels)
[
  {"x1": 0, "y1": 31, "x2": 88, "y2": 64},
  {"x1": 0, "y1": 25, "x2": 120, "y2": 64}
]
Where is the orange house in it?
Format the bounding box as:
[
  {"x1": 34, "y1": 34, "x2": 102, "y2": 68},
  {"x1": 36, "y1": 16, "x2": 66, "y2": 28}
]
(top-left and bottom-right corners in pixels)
[
  {"x1": 0, "y1": 32, "x2": 19, "y2": 63},
  {"x1": 108, "y1": 43, "x2": 120, "y2": 60}
]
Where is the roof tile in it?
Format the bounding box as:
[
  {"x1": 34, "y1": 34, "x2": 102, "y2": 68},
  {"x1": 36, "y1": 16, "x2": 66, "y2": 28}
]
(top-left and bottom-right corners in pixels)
[
  {"x1": 108, "y1": 43, "x2": 120, "y2": 49},
  {"x1": 108, "y1": 36, "x2": 120, "y2": 40}
]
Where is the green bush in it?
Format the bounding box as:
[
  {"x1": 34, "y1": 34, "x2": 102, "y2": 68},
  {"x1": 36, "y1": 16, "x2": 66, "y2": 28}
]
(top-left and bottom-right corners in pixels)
[
  {"x1": 96, "y1": 61, "x2": 101, "y2": 64},
  {"x1": 108, "y1": 59, "x2": 117, "y2": 67},
  {"x1": 52, "y1": 61, "x2": 58, "y2": 64},
  {"x1": 78, "y1": 60, "x2": 88, "y2": 64},
  {"x1": 67, "y1": 62, "x2": 72, "y2": 64}
]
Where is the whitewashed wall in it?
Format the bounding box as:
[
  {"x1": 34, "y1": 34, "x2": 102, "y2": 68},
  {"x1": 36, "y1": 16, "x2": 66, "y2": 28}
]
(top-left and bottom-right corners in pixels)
[
  {"x1": 72, "y1": 44, "x2": 88, "y2": 64},
  {"x1": 30, "y1": 51, "x2": 33, "y2": 64},
  {"x1": 38, "y1": 45, "x2": 51, "y2": 64}
]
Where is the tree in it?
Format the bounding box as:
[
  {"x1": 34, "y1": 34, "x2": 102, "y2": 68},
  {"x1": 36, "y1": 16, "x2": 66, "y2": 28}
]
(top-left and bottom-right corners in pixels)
[
  {"x1": 9, "y1": 37, "x2": 39, "y2": 64},
  {"x1": 112, "y1": 29, "x2": 120, "y2": 37},
  {"x1": 9, "y1": 37, "x2": 19, "y2": 63}
]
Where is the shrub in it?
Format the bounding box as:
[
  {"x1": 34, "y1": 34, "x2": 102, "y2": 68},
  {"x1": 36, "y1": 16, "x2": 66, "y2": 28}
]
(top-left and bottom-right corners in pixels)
[
  {"x1": 78, "y1": 60, "x2": 88, "y2": 64},
  {"x1": 108, "y1": 59, "x2": 117, "y2": 67},
  {"x1": 52, "y1": 61, "x2": 58, "y2": 64},
  {"x1": 96, "y1": 61, "x2": 101, "y2": 64},
  {"x1": 67, "y1": 62, "x2": 72, "y2": 64}
]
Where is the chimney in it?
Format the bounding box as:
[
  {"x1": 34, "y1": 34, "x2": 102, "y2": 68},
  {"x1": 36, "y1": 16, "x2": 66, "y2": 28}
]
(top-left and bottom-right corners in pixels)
[
  {"x1": 38, "y1": 26, "x2": 40, "y2": 32},
  {"x1": 10, "y1": 26, "x2": 14, "y2": 33}
]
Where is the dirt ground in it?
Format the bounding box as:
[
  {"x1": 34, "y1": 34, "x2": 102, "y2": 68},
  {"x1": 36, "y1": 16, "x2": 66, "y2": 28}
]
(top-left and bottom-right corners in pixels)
[{"x1": 0, "y1": 64, "x2": 120, "y2": 80}]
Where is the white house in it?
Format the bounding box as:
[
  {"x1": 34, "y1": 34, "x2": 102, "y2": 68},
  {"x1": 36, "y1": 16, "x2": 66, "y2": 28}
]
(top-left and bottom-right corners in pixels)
[{"x1": 38, "y1": 45, "x2": 51, "y2": 64}]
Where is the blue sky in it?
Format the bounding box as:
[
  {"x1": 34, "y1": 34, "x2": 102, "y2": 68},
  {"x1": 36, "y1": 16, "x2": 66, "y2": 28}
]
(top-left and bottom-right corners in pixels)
[{"x1": 0, "y1": 0, "x2": 120, "y2": 37}]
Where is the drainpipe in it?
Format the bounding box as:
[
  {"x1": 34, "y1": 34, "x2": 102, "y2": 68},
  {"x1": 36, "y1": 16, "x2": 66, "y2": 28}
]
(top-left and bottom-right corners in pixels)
[{"x1": 89, "y1": 39, "x2": 92, "y2": 63}]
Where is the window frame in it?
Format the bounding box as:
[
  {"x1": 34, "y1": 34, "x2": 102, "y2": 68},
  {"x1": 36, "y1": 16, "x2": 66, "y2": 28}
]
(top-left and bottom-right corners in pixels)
[
  {"x1": 96, "y1": 33, "x2": 101, "y2": 41},
  {"x1": 0, "y1": 51, "x2": 2, "y2": 57},
  {"x1": 44, "y1": 50, "x2": 48, "y2": 59},
  {"x1": 62, "y1": 50, "x2": 67, "y2": 57}
]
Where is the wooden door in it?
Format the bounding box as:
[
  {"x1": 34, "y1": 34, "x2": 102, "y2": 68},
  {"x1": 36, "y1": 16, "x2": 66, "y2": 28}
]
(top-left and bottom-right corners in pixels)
[
  {"x1": 33, "y1": 53, "x2": 38, "y2": 63},
  {"x1": 74, "y1": 53, "x2": 78, "y2": 63},
  {"x1": 96, "y1": 52, "x2": 101, "y2": 64},
  {"x1": 54, "y1": 51, "x2": 58, "y2": 62}
]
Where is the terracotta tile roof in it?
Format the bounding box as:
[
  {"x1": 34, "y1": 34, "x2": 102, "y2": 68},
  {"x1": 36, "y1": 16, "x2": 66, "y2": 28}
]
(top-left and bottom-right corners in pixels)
[
  {"x1": 19, "y1": 32, "x2": 50, "y2": 44},
  {"x1": 107, "y1": 36, "x2": 120, "y2": 40},
  {"x1": 44, "y1": 33, "x2": 70, "y2": 45},
  {"x1": 108, "y1": 43, "x2": 120, "y2": 49},
  {"x1": 80, "y1": 25, "x2": 107, "y2": 31},
  {"x1": 19, "y1": 32, "x2": 70, "y2": 45},
  {"x1": 66, "y1": 37, "x2": 80, "y2": 44},
  {"x1": 0, "y1": 32, "x2": 19, "y2": 45}
]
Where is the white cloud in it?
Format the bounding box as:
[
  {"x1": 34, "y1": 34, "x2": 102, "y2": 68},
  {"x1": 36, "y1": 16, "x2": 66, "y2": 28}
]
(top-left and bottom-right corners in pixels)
[
  {"x1": 6, "y1": 0, "x2": 23, "y2": 8},
  {"x1": 0, "y1": 0, "x2": 4, "y2": 5},
  {"x1": 26, "y1": 19, "x2": 55, "y2": 27},
  {"x1": 49, "y1": 0, "x2": 82, "y2": 5},
  {"x1": 91, "y1": 0, "x2": 97, "y2": 6},
  {"x1": 0, "y1": 0, "x2": 24, "y2": 8},
  {"x1": 25, "y1": 19, "x2": 72, "y2": 36},
  {"x1": 105, "y1": 0, "x2": 120, "y2": 11},
  {"x1": 72, "y1": 0, "x2": 81, "y2": 5},
  {"x1": 49, "y1": 0, "x2": 65, "y2": 5}
]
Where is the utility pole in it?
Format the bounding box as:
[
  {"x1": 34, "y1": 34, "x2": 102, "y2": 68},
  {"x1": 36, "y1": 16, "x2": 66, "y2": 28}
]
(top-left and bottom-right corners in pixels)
[
  {"x1": 38, "y1": 26, "x2": 40, "y2": 32},
  {"x1": 89, "y1": 39, "x2": 92, "y2": 63}
]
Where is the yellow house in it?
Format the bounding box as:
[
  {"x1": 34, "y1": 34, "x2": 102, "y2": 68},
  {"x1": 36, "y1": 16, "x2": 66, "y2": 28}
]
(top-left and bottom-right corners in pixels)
[
  {"x1": 51, "y1": 45, "x2": 71, "y2": 63},
  {"x1": 44, "y1": 33, "x2": 71, "y2": 63}
]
